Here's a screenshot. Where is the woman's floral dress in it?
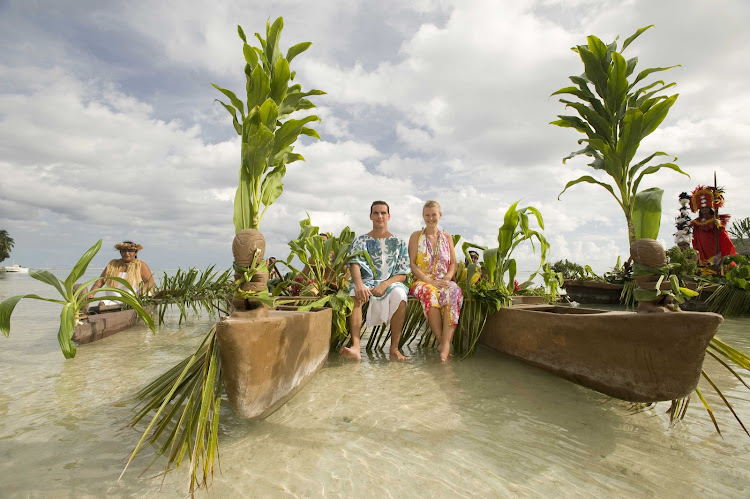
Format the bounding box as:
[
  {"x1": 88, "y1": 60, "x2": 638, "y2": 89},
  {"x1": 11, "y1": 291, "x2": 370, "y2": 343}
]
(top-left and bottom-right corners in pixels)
[{"x1": 409, "y1": 230, "x2": 463, "y2": 326}]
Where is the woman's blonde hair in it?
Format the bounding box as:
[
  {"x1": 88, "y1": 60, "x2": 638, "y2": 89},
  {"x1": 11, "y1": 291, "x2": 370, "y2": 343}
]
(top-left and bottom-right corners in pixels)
[{"x1": 423, "y1": 200, "x2": 441, "y2": 213}]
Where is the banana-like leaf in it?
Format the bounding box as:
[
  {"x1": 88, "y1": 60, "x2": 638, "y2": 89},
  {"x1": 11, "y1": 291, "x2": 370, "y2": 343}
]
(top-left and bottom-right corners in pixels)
[
  {"x1": 30, "y1": 269, "x2": 67, "y2": 299},
  {"x1": 577, "y1": 45, "x2": 608, "y2": 99},
  {"x1": 272, "y1": 115, "x2": 321, "y2": 156},
  {"x1": 628, "y1": 151, "x2": 673, "y2": 179},
  {"x1": 629, "y1": 65, "x2": 681, "y2": 90},
  {"x1": 233, "y1": 168, "x2": 254, "y2": 232},
  {"x1": 260, "y1": 165, "x2": 285, "y2": 207},
  {"x1": 0, "y1": 294, "x2": 67, "y2": 337},
  {"x1": 57, "y1": 304, "x2": 77, "y2": 359},
  {"x1": 287, "y1": 41, "x2": 312, "y2": 63},
  {"x1": 622, "y1": 25, "x2": 654, "y2": 52},
  {"x1": 214, "y1": 99, "x2": 242, "y2": 135},
  {"x1": 270, "y1": 58, "x2": 290, "y2": 105},
  {"x1": 242, "y1": 42, "x2": 258, "y2": 68},
  {"x1": 606, "y1": 51, "x2": 629, "y2": 112},
  {"x1": 632, "y1": 163, "x2": 688, "y2": 194},
  {"x1": 258, "y1": 98, "x2": 279, "y2": 129},
  {"x1": 632, "y1": 187, "x2": 663, "y2": 240},
  {"x1": 640, "y1": 94, "x2": 678, "y2": 139},
  {"x1": 616, "y1": 108, "x2": 644, "y2": 169},
  {"x1": 211, "y1": 84, "x2": 244, "y2": 119},
  {"x1": 64, "y1": 239, "x2": 103, "y2": 293},
  {"x1": 265, "y1": 17, "x2": 284, "y2": 70},
  {"x1": 558, "y1": 175, "x2": 621, "y2": 208},
  {"x1": 247, "y1": 64, "x2": 271, "y2": 111},
  {"x1": 241, "y1": 125, "x2": 275, "y2": 180}
]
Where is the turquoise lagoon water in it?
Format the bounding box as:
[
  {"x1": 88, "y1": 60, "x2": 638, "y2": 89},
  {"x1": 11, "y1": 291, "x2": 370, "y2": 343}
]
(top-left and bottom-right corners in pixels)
[{"x1": 1, "y1": 270, "x2": 749, "y2": 497}]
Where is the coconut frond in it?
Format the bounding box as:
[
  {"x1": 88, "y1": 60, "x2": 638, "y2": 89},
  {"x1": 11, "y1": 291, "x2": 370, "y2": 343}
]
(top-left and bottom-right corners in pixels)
[
  {"x1": 144, "y1": 266, "x2": 234, "y2": 325},
  {"x1": 121, "y1": 325, "x2": 223, "y2": 494}
]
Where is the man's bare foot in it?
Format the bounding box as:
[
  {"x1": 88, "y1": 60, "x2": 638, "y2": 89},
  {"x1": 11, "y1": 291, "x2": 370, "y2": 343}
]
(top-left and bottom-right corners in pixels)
[
  {"x1": 389, "y1": 349, "x2": 410, "y2": 361},
  {"x1": 339, "y1": 346, "x2": 362, "y2": 361}
]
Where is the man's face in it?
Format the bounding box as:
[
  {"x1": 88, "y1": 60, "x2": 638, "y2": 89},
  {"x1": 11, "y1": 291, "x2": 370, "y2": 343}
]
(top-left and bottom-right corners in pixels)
[
  {"x1": 470, "y1": 253, "x2": 479, "y2": 264},
  {"x1": 370, "y1": 204, "x2": 390, "y2": 228}
]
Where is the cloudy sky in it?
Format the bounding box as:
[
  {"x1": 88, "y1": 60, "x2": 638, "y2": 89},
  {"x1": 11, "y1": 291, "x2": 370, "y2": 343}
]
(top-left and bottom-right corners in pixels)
[{"x1": 1, "y1": 0, "x2": 748, "y2": 273}]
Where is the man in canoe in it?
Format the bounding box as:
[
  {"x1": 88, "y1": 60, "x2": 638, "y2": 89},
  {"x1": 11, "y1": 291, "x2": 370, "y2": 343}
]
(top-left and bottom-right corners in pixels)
[
  {"x1": 341, "y1": 201, "x2": 411, "y2": 361},
  {"x1": 87, "y1": 241, "x2": 155, "y2": 310}
]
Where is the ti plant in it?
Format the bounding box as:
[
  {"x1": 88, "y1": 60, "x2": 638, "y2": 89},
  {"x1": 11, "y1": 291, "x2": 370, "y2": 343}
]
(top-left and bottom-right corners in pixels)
[
  {"x1": 0, "y1": 239, "x2": 154, "y2": 358},
  {"x1": 552, "y1": 25, "x2": 689, "y2": 245},
  {"x1": 213, "y1": 17, "x2": 325, "y2": 232}
]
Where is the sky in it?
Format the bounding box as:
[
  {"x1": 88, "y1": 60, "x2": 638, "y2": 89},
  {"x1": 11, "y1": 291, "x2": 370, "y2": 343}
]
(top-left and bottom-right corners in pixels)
[{"x1": 1, "y1": 0, "x2": 748, "y2": 273}]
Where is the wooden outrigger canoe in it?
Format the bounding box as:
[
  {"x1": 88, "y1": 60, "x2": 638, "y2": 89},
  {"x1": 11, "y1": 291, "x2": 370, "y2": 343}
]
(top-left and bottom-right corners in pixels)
[
  {"x1": 479, "y1": 304, "x2": 724, "y2": 402},
  {"x1": 72, "y1": 306, "x2": 155, "y2": 344}
]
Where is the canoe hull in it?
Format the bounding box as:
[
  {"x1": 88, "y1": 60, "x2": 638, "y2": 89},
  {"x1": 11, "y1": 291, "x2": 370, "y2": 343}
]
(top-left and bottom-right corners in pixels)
[
  {"x1": 479, "y1": 305, "x2": 723, "y2": 402},
  {"x1": 216, "y1": 307, "x2": 332, "y2": 420},
  {"x1": 563, "y1": 280, "x2": 623, "y2": 304},
  {"x1": 72, "y1": 307, "x2": 153, "y2": 344}
]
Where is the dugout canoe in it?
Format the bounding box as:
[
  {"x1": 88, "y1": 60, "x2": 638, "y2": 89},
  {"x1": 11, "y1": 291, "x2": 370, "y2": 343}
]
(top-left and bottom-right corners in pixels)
[
  {"x1": 563, "y1": 279, "x2": 624, "y2": 304},
  {"x1": 479, "y1": 304, "x2": 723, "y2": 402},
  {"x1": 216, "y1": 303, "x2": 332, "y2": 420},
  {"x1": 72, "y1": 306, "x2": 155, "y2": 344}
]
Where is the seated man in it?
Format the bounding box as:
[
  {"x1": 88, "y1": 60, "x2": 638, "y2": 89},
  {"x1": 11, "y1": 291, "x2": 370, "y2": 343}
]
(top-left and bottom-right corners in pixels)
[
  {"x1": 341, "y1": 201, "x2": 410, "y2": 361},
  {"x1": 87, "y1": 241, "x2": 155, "y2": 311}
]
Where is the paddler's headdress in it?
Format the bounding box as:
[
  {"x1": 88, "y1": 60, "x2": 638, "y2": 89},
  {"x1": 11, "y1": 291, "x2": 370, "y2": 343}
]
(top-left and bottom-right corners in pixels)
[
  {"x1": 114, "y1": 241, "x2": 143, "y2": 252},
  {"x1": 689, "y1": 185, "x2": 725, "y2": 213}
]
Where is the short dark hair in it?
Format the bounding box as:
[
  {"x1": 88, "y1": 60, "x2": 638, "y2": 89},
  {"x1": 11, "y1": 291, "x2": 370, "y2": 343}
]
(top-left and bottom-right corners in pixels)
[
  {"x1": 469, "y1": 250, "x2": 479, "y2": 257},
  {"x1": 370, "y1": 200, "x2": 389, "y2": 214}
]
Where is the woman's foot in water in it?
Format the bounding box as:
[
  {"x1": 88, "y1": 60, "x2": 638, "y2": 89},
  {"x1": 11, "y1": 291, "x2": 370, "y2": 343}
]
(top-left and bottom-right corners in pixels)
[{"x1": 438, "y1": 343, "x2": 452, "y2": 362}]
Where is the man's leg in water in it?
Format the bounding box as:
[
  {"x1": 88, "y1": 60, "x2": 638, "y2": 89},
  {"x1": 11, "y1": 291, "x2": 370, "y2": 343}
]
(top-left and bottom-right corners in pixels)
[
  {"x1": 340, "y1": 297, "x2": 365, "y2": 361},
  {"x1": 388, "y1": 300, "x2": 410, "y2": 361}
]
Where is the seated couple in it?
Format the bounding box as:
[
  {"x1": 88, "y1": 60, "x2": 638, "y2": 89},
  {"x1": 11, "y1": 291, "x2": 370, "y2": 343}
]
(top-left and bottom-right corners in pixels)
[{"x1": 340, "y1": 200, "x2": 463, "y2": 362}]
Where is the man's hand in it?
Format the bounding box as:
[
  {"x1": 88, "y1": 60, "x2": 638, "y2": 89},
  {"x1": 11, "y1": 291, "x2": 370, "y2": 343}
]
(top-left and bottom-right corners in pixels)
[
  {"x1": 354, "y1": 283, "x2": 372, "y2": 302},
  {"x1": 370, "y1": 282, "x2": 388, "y2": 297}
]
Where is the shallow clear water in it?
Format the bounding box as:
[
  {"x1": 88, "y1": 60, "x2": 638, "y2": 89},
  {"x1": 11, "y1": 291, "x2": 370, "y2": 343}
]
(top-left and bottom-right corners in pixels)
[{"x1": 1, "y1": 270, "x2": 749, "y2": 497}]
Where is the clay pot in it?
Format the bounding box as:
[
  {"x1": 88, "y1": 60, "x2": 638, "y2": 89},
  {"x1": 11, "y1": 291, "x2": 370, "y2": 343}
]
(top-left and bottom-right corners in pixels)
[{"x1": 232, "y1": 229, "x2": 270, "y2": 311}]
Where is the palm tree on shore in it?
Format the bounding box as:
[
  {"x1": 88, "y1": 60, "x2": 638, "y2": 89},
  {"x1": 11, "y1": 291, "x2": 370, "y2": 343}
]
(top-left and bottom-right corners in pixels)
[{"x1": 0, "y1": 230, "x2": 14, "y2": 263}]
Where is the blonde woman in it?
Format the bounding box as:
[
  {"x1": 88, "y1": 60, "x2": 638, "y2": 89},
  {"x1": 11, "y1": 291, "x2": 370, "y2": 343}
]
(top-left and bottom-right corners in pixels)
[{"x1": 408, "y1": 201, "x2": 463, "y2": 361}]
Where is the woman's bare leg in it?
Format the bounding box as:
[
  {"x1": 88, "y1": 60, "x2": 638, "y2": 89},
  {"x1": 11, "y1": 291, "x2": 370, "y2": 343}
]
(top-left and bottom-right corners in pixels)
[
  {"x1": 438, "y1": 309, "x2": 456, "y2": 362},
  {"x1": 426, "y1": 306, "x2": 443, "y2": 345}
]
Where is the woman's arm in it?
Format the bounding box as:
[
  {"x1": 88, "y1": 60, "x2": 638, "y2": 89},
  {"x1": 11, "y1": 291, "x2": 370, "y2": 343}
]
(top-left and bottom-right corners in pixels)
[
  {"x1": 140, "y1": 262, "x2": 155, "y2": 292},
  {"x1": 444, "y1": 231, "x2": 457, "y2": 281},
  {"x1": 408, "y1": 231, "x2": 432, "y2": 283}
]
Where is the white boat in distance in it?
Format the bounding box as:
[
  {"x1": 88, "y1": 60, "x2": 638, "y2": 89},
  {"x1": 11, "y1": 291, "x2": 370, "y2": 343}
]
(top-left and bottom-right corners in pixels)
[{"x1": 2, "y1": 265, "x2": 29, "y2": 273}]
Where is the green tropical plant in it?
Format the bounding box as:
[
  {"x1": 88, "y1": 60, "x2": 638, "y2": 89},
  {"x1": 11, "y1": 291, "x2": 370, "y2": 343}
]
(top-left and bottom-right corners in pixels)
[
  {"x1": 122, "y1": 325, "x2": 222, "y2": 493},
  {"x1": 145, "y1": 266, "x2": 235, "y2": 325},
  {"x1": 0, "y1": 230, "x2": 14, "y2": 263},
  {"x1": 278, "y1": 217, "x2": 373, "y2": 349},
  {"x1": 552, "y1": 25, "x2": 689, "y2": 245},
  {"x1": 212, "y1": 19, "x2": 324, "y2": 232},
  {"x1": 483, "y1": 201, "x2": 549, "y2": 293},
  {"x1": 705, "y1": 254, "x2": 750, "y2": 317},
  {"x1": 665, "y1": 246, "x2": 700, "y2": 282},
  {"x1": 0, "y1": 240, "x2": 155, "y2": 358},
  {"x1": 729, "y1": 217, "x2": 750, "y2": 241}
]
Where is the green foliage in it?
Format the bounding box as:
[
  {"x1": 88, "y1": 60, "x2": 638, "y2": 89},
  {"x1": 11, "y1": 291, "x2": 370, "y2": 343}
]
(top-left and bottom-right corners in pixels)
[
  {"x1": 552, "y1": 26, "x2": 688, "y2": 245},
  {"x1": 705, "y1": 254, "x2": 750, "y2": 316},
  {"x1": 0, "y1": 240, "x2": 155, "y2": 358},
  {"x1": 665, "y1": 245, "x2": 700, "y2": 282},
  {"x1": 213, "y1": 18, "x2": 325, "y2": 232},
  {"x1": 0, "y1": 230, "x2": 14, "y2": 263},
  {"x1": 280, "y1": 217, "x2": 373, "y2": 349},
  {"x1": 632, "y1": 187, "x2": 663, "y2": 240},
  {"x1": 144, "y1": 266, "x2": 234, "y2": 325},
  {"x1": 550, "y1": 259, "x2": 595, "y2": 281},
  {"x1": 729, "y1": 217, "x2": 750, "y2": 241},
  {"x1": 484, "y1": 202, "x2": 549, "y2": 293},
  {"x1": 122, "y1": 326, "x2": 223, "y2": 494}
]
